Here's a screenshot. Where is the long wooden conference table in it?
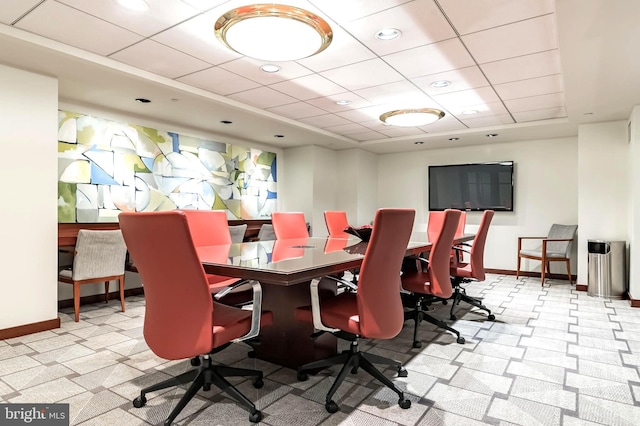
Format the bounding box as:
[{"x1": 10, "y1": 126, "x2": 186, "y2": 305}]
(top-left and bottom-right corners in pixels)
[{"x1": 198, "y1": 235, "x2": 474, "y2": 369}]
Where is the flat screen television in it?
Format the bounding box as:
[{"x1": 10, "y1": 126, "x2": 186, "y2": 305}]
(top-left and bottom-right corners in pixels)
[{"x1": 428, "y1": 161, "x2": 514, "y2": 211}]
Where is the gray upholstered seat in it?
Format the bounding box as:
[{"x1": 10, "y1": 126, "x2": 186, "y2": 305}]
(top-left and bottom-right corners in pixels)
[
  {"x1": 257, "y1": 224, "x2": 276, "y2": 241},
  {"x1": 58, "y1": 229, "x2": 128, "y2": 321},
  {"x1": 229, "y1": 224, "x2": 247, "y2": 243},
  {"x1": 517, "y1": 224, "x2": 577, "y2": 286}
]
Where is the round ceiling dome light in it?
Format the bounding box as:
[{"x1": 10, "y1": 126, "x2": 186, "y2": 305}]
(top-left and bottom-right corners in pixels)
[
  {"x1": 375, "y1": 28, "x2": 401, "y2": 40},
  {"x1": 260, "y1": 64, "x2": 281, "y2": 73},
  {"x1": 379, "y1": 108, "x2": 445, "y2": 127},
  {"x1": 215, "y1": 4, "x2": 333, "y2": 62}
]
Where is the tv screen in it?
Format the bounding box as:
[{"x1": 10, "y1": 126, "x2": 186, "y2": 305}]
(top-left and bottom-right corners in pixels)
[{"x1": 429, "y1": 161, "x2": 514, "y2": 211}]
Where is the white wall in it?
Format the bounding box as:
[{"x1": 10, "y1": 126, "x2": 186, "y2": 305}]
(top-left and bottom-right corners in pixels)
[
  {"x1": 336, "y1": 149, "x2": 378, "y2": 227},
  {"x1": 577, "y1": 121, "x2": 629, "y2": 285},
  {"x1": 629, "y1": 107, "x2": 640, "y2": 299},
  {"x1": 0, "y1": 64, "x2": 58, "y2": 329},
  {"x1": 377, "y1": 137, "x2": 579, "y2": 273}
]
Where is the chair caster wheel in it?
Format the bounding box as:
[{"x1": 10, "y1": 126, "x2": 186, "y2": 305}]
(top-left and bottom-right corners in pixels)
[
  {"x1": 325, "y1": 400, "x2": 339, "y2": 413},
  {"x1": 297, "y1": 371, "x2": 308, "y2": 381},
  {"x1": 253, "y1": 378, "x2": 264, "y2": 389},
  {"x1": 442, "y1": 300, "x2": 448, "y2": 305},
  {"x1": 247, "y1": 350, "x2": 256, "y2": 358},
  {"x1": 190, "y1": 357, "x2": 201, "y2": 366},
  {"x1": 488, "y1": 314, "x2": 496, "y2": 321},
  {"x1": 249, "y1": 410, "x2": 263, "y2": 423},
  {"x1": 398, "y1": 367, "x2": 408, "y2": 378},
  {"x1": 412, "y1": 340, "x2": 422, "y2": 349},
  {"x1": 456, "y1": 336, "x2": 465, "y2": 344},
  {"x1": 132, "y1": 396, "x2": 146, "y2": 408},
  {"x1": 450, "y1": 314, "x2": 457, "y2": 321},
  {"x1": 398, "y1": 398, "x2": 411, "y2": 409},
  {"x1": 351, "y1": 367, "x2": 359, "y2": 374}
]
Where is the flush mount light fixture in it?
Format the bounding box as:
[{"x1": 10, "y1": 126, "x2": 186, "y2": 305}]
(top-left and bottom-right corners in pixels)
[
  {"x1": 430, "y1": 80, "x2": 451, "y2": 88},
  {"x1": 260, "y1": 64, "x2": 280, "y2": 73},
  {"x1": 215, "y1": 4, "x2": 333, "y2": 62},
  {"x1": 135, "y1": 98, "x2": 151, "y2": 103},
  {"x1": 375, "y1": 28, "x2": 401, "y2": 40},
  {"x1": 115, "y1": 0, "x2": 149, "y2": 12},
  {"x1": 379, "y1": 108, "x2": 445, "y2": 127},
  {"x1": 335, "y1": 100, "x2": 351, "y2": 106}
]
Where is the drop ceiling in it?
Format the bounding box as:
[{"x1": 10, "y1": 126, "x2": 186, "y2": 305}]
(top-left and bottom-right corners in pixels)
[{"x1": 1, "y1": 0, "x2": 639, "y2": 154}]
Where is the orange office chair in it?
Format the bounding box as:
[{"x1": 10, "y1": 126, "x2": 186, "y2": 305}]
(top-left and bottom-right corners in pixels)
[
  {"x1": 449, "y1": 210, "x2": 495, "y2": 321},
  {"x1": 296, "y1": 208, "x2": 415, "y2": 414},
  {"x1": 119, "y1": 211, "x2": 272, "y2": 425},
  {"x1": 402, "y1": 209, "x2": 465, "y2": 346},
  {"x1": 271, "y1": 211, "x2": 309, "y2": 239},
  {"x1": 324, "y1": 211, "x2": 350, "y2": 237},
  {"x1": 427, "y1": 210, "x2": 466, "y2": 261}
]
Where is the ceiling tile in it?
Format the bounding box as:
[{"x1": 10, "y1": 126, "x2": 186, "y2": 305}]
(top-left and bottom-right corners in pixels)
[
  {"x1": 377, "y1": 126, "x2": 428, "y2": 138},
  {"x1": 354, "y1": 81, "x2": 435, "y2": 108},
  {"x1": 110, "y1": 39, "x2": 211, "y2": 79},
  {"x1": 439, "y1": 0, "x2": 555, "y2": 35},
  {"x1": 0, "y1": 0, "x2": 41, "y2": 25},
  {"x1": 480, "y1": 50, "x2": 563, "y2": 85},
  {"x1": 227, "y1": 87, "x2": 298, "y2": 109},
  {"x1": 266, "y1": 102, "x2": 327, "y2": 120},
  {"x1": 460, "y1": 114, "x2": 515, "y2": 127},
  {"x1": 15, "y1": 1, "x2": 143, "y2": 56},
  {"x1": 320, "y1": 59, "x2": 405, "y2": 91},
  {"x1": 383, "y1": 38, "x2": 476, "y2": 78},
  {"x1": 58, "y1": 0, "x2": 201, "y2": 37},
  {"x1": 336, "y1": 105, "x2": 391, "y2": 123},
  {"x1": 349, "y1": 131, "x2": 388, "y2": 141},
  {"x1": 177, "y1": 67, "x2": 261, "y2": 96},
  {"x1": 269, "y1": 74, "x2": 346, "y2": 101},
  {"x1": 512, "y1": 107, "x2": 567, "y2": 122},
  {"x1": 306, "y1": 92, "x2": 373, "y2": 113},
  {"x1": 323, "y1": 123, "x2": 370, "y2": 135},
  {"x1": 298, "y1": 114, "x2": 353, "y2": 128},
  {"x1": 433, "y1": 86, "x2": 500, "y2": 113},
  {"x1": 462, "y1": 15, "x2": 558, "y2": 64},
  {"x1": 504, "y1": 93, "x2": 565, "y2": 113},
  {"x1": 342, "y1": 0, "x2": 455, "y2": 56},
  {"x1": 494, "y1": 74, "x2": 564, "y2": 101},
  {"x1": 218, "y1": 58, "x2": 313, "y2": 85},
  {"x1": 414, "y1": 66, "x2": 490, "y2": 96},
  {"x1": 418, "y1": 116, "x2": 468, "y2": 133},
  {"x1": 311, "y1": 0, "x2": 413, "y2": 24}
]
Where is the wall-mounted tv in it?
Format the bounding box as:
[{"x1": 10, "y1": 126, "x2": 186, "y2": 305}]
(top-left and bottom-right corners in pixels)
[{"x1": 428, "y1": 161, "x2": 514, "y2": 211}]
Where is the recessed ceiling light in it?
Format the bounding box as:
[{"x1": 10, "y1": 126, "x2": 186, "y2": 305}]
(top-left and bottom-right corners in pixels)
[
  {"x1": 220, "y1": 120, "x2": 232, "y2": 124},
  {"x1": 430, "y1": 80, "x2": 451, "y2": 88},
  {"x1": 335, "y1": 100, "x2": 350, "y2": 106},
  {"x1": 260, "y1": 64, "x2": 280, "y2": 73},
  {"x1": 380, "y1": 108, "x2": 445, "y2": 127},
  {"x1": 375, "y1": 28, "x2": 401, "y2": 40},
  {"x1": 414, "y1": 141, "x2": 424, "y2": 145},
  {"x1": 449, "y1": 137, "x2": 459, "y2": 141},
  {"x1": 115, "y1": 0, "x2": 149, "y2": 12},
  {"x1": 274, "y1": 134, "x2": 284, "y2": 138},
  {"x1": 135, "y1": 98, "x2": 151, "y2": 103},
  {"x1": 486, "y1": 133, "x2": 498, "y2": 138},
  {"x1": 462, "y1": 110, "x2": 479, "y2": 115}
]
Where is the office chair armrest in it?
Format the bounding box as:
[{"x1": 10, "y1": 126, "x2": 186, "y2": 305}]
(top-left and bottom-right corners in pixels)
[
  {"x1": 213, "y1": 279, "x2": 249, "y2": 300},
  {"x1": 231, "y1": 280, "x2": 264, "y2": 342},
  {"x1": 309, "y1": 277, "x2": 340, "y2": 333},
  {"x1": 453, "y1": 245, "x2": 471, "y2": 255},
  {"x1": 323, "y1": 275, "x2": 358, "y2": 292}
]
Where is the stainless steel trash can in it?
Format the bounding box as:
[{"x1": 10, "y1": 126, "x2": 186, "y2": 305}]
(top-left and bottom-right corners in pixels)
[{"x1": 587, "y1": 240, "x2": 626, "y2": 299}]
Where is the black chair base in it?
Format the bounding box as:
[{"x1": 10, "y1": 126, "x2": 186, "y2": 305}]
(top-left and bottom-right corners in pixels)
[
  {"x1": 449, "y1": 281, "x2": 495, "y2": 321},
  {"x1": 404, "y1": 298, "x2": 465, "y2": 346},
  {"x1": 297, "y1": 340, "x2": 411, "y2": 413},
  {"x1": 133, "y1": 355, "x2": 264, "y2": 425}
]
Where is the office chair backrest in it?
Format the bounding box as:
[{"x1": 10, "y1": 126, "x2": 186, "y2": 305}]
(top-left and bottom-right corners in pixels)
[
  {"x1": 272, "y1": 212, "x2": 309, "y2": 239},
  {"x1": 119, "y1": 211, "x2": 214, "y2": 360},
  {"x1": 468, "y1": 210, "x2": 495, "y2": 281},
  {"x1": 228, "y1": 224, "x2": 247, "y2": 243},
  {"x1": 547, "y1": 224, "x2": 578, "y2": 256},
  {"x1": 427, "y1": 209, "x2": 461, "y2": 299},
  {"x1": 257, "y1": 224, "x2": 276, "y2": 241},
  {"x1": 427, "y1": 210, "x2": 466, "y2": 241},
  {"x1": 357, "y1": 208, "x2": 415, "y2": 339},
  {"x1": 324, "y1": 211, "x2": 350, "y2": 237},
  {"x1": 181, "y1": 209, "x2": 231, "y2": 246},
  {"x1": 72, "y1": 229, "x2": 127, "y2": 280}
]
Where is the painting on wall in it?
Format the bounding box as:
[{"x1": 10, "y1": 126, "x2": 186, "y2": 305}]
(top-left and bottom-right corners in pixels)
[{"x1": 57, "y1": 111, "x2": 277, "y2": 222}]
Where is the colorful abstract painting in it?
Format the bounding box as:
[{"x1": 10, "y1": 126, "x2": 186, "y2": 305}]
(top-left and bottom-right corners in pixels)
[{"x1": 57, "y1": 111, "x2": 277, "y2": 222}]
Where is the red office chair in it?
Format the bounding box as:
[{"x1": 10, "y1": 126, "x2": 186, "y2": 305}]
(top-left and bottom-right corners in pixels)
[
  {"x1": 271, "y1": 212, "x2": 309, "y2": 239},
  {"x1": 402, "y1": 210, "x2": 465, "y2": 347},
  {"x1": 119, "y1": 211, "x2": 271, "y2": 425},
  {"x1": 324, "y1": 211, "x2": 350, "y2": 238},
  {"x1": 449, "y1": 210, "x2": 495, "y2": 321},
  {"x1": 428, "y1": 210, "x2": 466, "y2": 261},
  {"x1": 296, "y1": 208, "x2": 415, "y2": 414}
]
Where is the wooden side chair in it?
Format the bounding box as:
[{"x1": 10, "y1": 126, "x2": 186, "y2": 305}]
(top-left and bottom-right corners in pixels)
[{"x1": 58, "y1": 229, "x2": 127, "y2": 322}]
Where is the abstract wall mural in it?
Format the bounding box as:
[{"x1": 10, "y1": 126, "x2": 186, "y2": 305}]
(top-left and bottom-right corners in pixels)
[{"x1": 57, "y1": 111, "x2": 277, "y2": 222}]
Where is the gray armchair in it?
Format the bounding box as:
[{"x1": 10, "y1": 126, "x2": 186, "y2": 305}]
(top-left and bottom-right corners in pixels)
[{"x1": 517, "y1": 224, "x2": 578, "y2": 286}]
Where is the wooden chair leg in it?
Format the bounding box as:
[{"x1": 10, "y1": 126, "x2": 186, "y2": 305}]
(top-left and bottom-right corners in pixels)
[
  {"x1": 540, "y1": 259, "x2": 546, "y2": 286},
  {"x1": 566, "y1": 259, "x2": 572, "y2": 284},
  {"x1": 105, "y1": 280, "x2": 110, "y2": 303},
  {"x1": 516, "y1": 254, "x2": 521, "y2": 279},
  {"x1": 119, "y1": 275, "x2": 126, "y2": 313},
  {"x1": 73, "y1": 282, "x2": 80, "y2": 322}
]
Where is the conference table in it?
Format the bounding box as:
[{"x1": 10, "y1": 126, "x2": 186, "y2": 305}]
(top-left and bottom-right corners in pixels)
[{"x1": 198, "y1": 234, "x2": 474, "y2": 369}]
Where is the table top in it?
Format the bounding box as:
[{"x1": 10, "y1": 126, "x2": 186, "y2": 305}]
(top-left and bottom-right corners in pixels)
[{"x1": 199, "y1": 234, "x2": 474, "y2": 286}]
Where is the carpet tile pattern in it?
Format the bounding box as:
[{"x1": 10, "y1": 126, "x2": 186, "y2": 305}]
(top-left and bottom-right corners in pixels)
[{"x1": 2, "y1": 274, "x2": 640, "y2": 425}]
